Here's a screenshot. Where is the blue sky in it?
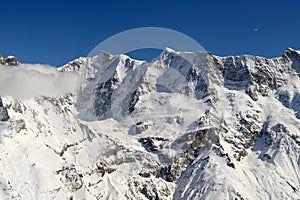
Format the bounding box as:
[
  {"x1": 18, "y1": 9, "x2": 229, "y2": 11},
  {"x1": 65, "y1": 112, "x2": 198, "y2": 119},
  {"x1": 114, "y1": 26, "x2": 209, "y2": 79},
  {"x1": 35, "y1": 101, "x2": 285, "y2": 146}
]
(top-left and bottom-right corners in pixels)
[{"x1": 0, "y1": 0, "x2": 299, "y2": 66}]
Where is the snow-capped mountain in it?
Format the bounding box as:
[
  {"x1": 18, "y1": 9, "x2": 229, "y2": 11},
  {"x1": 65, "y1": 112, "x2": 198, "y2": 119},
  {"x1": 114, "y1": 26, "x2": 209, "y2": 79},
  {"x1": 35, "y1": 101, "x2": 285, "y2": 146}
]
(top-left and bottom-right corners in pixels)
[{"x1": 0, "y1": 48, "x2": 299, "y2": 199}]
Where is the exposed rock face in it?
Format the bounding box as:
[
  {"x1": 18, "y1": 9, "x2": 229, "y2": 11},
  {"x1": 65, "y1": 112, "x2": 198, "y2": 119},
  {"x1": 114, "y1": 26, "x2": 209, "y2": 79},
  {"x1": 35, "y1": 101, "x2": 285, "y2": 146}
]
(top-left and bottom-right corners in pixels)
[
  {"x1": 0, "y1": 48, "x2": 299, "y2": 199},
  {"x1": 211, "y1": 48, "x2": 300, "y2": 102},
  {"x1": 130, "y1": 121, "x2": 153, "y2": 135},
  {"x1": 57, "y1": 164, "x2": 83, "y2": 192},
  {"x1": 5, "y1": 56, "x2": 19, "y2": 66},
  {"x1": 0, "y1": 98, "x2": 9, "y2": 121},
  {"x1": 0, "y1": 53, "x2": 19, "y2": 66}
]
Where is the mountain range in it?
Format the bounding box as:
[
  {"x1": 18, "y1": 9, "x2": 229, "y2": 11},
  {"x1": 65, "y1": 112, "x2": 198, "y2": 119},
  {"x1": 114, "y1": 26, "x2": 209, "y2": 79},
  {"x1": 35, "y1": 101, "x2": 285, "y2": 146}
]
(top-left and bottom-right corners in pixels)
[{"x1": 0, "y1": 48, "x2": 299, "y2": 199}]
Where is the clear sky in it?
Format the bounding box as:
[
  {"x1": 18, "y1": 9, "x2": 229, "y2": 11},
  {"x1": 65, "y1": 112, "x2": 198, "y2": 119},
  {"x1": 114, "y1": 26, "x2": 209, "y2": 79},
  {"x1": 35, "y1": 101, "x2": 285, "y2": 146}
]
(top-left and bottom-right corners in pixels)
[{"x1": 0, "y1": 0, "x2": 299, "y2": 66}]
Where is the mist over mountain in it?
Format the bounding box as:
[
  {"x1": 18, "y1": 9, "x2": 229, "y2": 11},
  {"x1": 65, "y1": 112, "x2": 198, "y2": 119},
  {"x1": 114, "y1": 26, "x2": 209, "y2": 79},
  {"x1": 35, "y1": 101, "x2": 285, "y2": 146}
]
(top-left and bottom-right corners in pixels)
[{"x1": 0, "y1": 48, "x2": 299, "y2": 199}]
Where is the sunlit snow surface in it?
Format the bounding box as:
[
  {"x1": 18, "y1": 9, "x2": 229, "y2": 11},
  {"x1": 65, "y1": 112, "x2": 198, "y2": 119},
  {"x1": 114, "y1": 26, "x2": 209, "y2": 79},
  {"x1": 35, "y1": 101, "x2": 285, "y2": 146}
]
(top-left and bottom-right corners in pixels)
[{"x1": 0, "y1": 48, "x2": 299, "y2": 199}]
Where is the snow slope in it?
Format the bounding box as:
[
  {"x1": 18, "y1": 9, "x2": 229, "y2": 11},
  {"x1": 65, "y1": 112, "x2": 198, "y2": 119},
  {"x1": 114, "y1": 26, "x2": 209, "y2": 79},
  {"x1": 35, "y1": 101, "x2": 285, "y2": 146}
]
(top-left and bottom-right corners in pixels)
[{"x1": 0, "y1": 48, "x2": 299, "y2": 199}]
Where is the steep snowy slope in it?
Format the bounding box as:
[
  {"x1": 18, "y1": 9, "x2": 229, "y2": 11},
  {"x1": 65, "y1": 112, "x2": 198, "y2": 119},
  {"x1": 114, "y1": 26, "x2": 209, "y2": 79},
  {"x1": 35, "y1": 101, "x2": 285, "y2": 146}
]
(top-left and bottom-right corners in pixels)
[{"x1": 0, "y1": 48, "x2": 299, "y2": 199}]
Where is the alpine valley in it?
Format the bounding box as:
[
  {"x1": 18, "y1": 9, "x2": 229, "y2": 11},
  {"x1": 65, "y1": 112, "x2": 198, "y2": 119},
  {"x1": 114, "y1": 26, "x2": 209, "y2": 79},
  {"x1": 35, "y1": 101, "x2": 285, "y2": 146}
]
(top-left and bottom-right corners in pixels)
[{"x1": 0, "y1": 48, "x2": 299, "y2": 200}]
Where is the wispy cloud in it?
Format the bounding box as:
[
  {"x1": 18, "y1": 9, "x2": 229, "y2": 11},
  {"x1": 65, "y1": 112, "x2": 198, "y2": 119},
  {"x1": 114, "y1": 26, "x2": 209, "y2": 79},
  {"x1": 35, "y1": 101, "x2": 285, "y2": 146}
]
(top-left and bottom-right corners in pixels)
[{"x1": 0, "y1": 64, "x2": 81, "y2": 98}]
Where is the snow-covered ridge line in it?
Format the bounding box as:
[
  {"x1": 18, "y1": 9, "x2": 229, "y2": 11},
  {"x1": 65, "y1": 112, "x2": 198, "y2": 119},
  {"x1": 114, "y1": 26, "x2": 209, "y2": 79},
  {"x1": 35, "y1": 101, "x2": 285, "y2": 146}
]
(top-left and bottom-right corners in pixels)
[{"x1": 0, "y1": 47, "x2": 299, "y2": 199}]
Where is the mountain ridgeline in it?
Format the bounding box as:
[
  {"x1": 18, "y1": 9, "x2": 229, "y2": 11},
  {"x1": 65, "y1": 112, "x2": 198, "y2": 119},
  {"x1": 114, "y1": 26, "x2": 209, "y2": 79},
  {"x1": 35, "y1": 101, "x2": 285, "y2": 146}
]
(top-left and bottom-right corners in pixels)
[{"x1": 0, "y1": 48, "x2": 299, "y2": 199}]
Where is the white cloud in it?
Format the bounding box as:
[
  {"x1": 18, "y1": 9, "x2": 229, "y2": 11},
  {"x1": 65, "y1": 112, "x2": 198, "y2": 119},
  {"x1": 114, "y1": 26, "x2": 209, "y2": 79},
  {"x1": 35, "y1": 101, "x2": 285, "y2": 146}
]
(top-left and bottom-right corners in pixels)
[{"x1": 0, "y1": 64, "x2": 82, "y2": 98}]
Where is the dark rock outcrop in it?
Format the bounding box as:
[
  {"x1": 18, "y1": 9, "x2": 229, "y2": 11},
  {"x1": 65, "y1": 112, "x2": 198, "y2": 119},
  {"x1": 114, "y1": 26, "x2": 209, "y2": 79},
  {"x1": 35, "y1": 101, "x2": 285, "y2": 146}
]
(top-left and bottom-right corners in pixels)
[
  {"x1": 0, "y1": 53, "x2": 19, "y2": 66},
  {"x1": 0, "y1": 98, "x2": 9, "y2": 121},
  {"x1": 57, "y1": 165, "x2": 83, "y2": 192}
]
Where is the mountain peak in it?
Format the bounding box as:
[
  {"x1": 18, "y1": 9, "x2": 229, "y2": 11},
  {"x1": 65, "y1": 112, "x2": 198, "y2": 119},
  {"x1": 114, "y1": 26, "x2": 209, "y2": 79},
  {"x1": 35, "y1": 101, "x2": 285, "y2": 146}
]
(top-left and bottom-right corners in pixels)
[
  {"x1": 283, "y1": 47, "x2": 300, "y2": 56},
  {"x1": 1, "y1": 49, "x2": 299, "y2": 199},
  {"x1": 163, "y1": 47, "x2": 176, "y2": 53}
]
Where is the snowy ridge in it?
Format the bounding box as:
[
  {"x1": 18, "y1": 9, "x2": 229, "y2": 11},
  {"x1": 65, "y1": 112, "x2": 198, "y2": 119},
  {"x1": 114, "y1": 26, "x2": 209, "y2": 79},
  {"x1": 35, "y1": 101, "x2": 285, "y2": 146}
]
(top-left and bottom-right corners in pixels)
[{"x1": 0, "y1": 48, "x2": 299, "y2": 199}]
